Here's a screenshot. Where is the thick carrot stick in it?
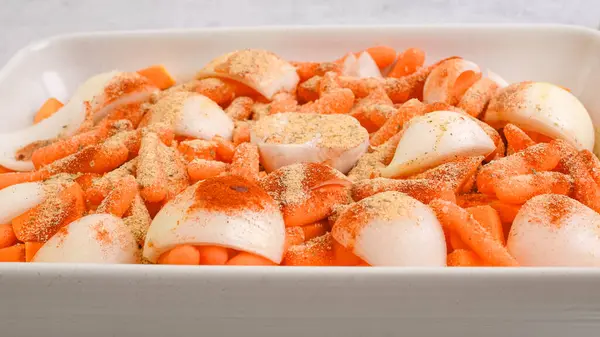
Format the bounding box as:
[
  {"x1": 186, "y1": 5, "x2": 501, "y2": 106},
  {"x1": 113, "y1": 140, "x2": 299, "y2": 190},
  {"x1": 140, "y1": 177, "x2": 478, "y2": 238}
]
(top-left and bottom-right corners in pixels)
[
  {"x1": 225, "y1": 96, "x2": 254, "y2": 121},
  {"x1": 364, "y1": 46, "x2": 397, "y2": 69},
  {"x1": 413, "y1": 156, "x2": 484, "y2": 194},
  {"x1": 387, "y1": 48, "x2": 426, "y2": 78},
  {"x1": 0, "y1": 170, "x2": 50, "y2": 191},
  {"x1": 351, "y1": 178, "x2": 456, "y2": 204},
  {"x1": 284, "y1": 226, "x2": 306, "y2": 252},
  {"x1": 187, "y1": 159, "x2": 229, "y2": 182},
  {"x1": 447, "y1": 249, "x2": 483, "y2": 267},
  {"x1": 283, "y1": 233, "x2": 335, "y2": 266},
  {"x1": 230, "y1": 143, "x2": 260, "y2": 181},
  {"x1": 495, "y1": 172, "x2": 573, "y2": 204},
  {"x1": 302, "y1": 221, "x2": 328, "y2": 241},
  {"x1": 25, "y1": 241, "x2": 44, "y2": 262},
  {"x1": 96, "y1": 175, "x2": 138, "y2": 217},
  {"x1": 158, "y1": 245, "x2": 200, "y2": 265},
  {"x1": 226, "y1": 252, "x2": 277, "y2": 266},
  {"x1": 197, "y1": 245, "x2": 230, "y2": 265},
  {"x1": 0, "y1": 244, "x2": 25, "y2": 262},
  {"x1": 0, "y1": 223, "x2": 17, "y2": 249},
  {"x1": 369, "y1": 98, "x2": 426, "y2": 146},
  {"x1": 430, "y1": 199, "x2": 518, "y2": 267},
  {"x1": 212, "y1": 136, "x2": 236, "y2": 163},
  {"x1": 137, "y1": 64, "x2": 176, "y2": 90},
  {"x1": 503, "y1": 124, "x2": 535, "y2": 153}
]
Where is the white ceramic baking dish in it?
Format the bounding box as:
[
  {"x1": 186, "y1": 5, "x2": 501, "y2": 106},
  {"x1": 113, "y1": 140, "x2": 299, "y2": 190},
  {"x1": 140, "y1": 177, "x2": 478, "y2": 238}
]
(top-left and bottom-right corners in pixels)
[{"x1": 1, "y1": 25, "x2": 600, "y2": 337}]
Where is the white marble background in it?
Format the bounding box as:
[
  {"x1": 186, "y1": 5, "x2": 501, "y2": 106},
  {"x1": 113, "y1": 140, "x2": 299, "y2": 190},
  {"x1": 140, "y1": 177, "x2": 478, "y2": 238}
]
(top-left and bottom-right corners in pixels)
[{"x1": 1, "y1": 0, "x2": 599, "y2": 65}]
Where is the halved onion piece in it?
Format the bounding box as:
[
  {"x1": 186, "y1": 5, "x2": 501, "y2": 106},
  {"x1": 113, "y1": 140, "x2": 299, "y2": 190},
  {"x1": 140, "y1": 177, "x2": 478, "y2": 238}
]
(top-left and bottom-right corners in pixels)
[
  {"x1": 341, "y1": 53, "x2": 359, "y2": 76},
  {"x1": 33, "y1": 213, "x2": 139, "y2": 263},
  {"x1": 331, "y1": 191, "x2": 446, "y2": 266},
  {"x1": 143, "y1": 176, "x2": 285, "y2": 263},
  {"x1": 148, "y1": 91, "x2": 234, "y2": 140},
  {"x1": 0, "y1": 182, "x2": 45, "y2": 224},
  {"x1": 507, "y1": 194, "x2": 600, "y2": 266},
  {"x1": 484, "y1": 81, "x2": 594, "y2": 151},
  {"x1": 380, "y1": 110, "x2": 496, "y2": 178},
  {"x1": 0, "y1": 71, "x2": 157, "y2": 171},
  {"x1": 195, "y1": 49, "x2": 299, "y2": 100},
  {"x1": 423, "y1": 58, "x2": 481, "y2": 105},
  {"x1": 251, "y1": 113, "x2": 369, "y2": 173},
  {"x1": 356, "y1": 52, "x2": 383, "y2": 78}
]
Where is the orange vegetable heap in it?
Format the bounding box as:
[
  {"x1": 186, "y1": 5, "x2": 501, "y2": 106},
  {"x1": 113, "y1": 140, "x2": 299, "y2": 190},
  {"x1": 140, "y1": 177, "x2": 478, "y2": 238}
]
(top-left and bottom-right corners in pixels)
[{"x1": 0, "y1": 46, "x2": 598, "y2": 267}]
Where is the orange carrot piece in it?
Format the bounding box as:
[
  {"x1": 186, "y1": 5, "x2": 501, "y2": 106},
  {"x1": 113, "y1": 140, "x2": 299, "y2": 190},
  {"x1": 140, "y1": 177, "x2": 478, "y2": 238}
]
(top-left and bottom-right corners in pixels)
[
  {"x1": 447, "y1": 249, "x2": 483, "y2": 267},
  {"x1": 212, "y1": 136, "x2": 236, "y2": 163},
  {"x1": 232, "y1": 122, "x2": 251, "y2": 146},
  {"x1": 333, "y1": 238, "x2": 363, "y2": 266},
  {"x1": 187, "y1": 159, "x2": 229, "y2": 182},
  {"x1": 302, "y1": 221, "x2": 328, "y2": 241},
  {"x1": 349, "y1": 86, "x2": 394, "y2": 132},
  {"x1": 283, "y1": 233, "x2": 335, "y2": 266},
  {"x1": 177, "y1": 139, "x2": 217, "y2": 162},
  {"x1": 413, "y1": 156, "x2": 484, "y2": 194},
  {"x1": 503, "y1": 124, "x2": 535, "y2": 153},
  {"x1": 0, "y1": 224, "x2": 17, "y2": 249},
  {"x1": 457, "y1": 77, "x2": 498, "y2": 117},
  {"x1": 388, "y1": 48, "x2": 426, "y2": 78},
  {"x1": 25, "y1": 241, "x2": 44, "y2": 262},
  {"x1": 466, "y1": 205, "x2": 505, "y2": 245},
  {"x1": 524, "y1": 130, "x2": 553, "y2": 143},
  {"x1": 299, "y1": 88, "x2": 355, "y2": 115},
  {"x1": 476, "y1": 140, "x2": 564, "y2": 195},
  {"x1": 291, "y1": 61, "x2": 342, "y2": 82},
  {"x1": 226, "y1": 96, "x2": 254, "y2": 121},
  {"x1": 566, "y1": 150, "x2": 600, "y2": 213},
  {"x1": 226, "y1": 252, "x2": 277, "y2": 266},
  {"x1": 285, "y1": 226, "x2": 306, "y2": 252},
  {"x1": 365, "y1": 45, "x2": 397, "y2": 69},
  {"x1": 12, "y1": 182, "x2": 85, "y2": 242},
  {"x1": 0, "y1": 170, "x2": 50, "y2": 191},
  {"x1": 0, "y1": 244, "x2": 25, "y2": 262},
  {"x1": 137, "y1": 64, "x2": 176, "y2": 90},
  {"x1": 495, "y1": 172, "x2": 573, "y2": 204},
  {"x1": 158, "y1": 245, "x2": 200, "y2": 265},
  {"x1": 0, "y1": 166, "x2": 13, "y2": 174},
  {"x1": 33, "y1": 98, "x2": 63, "y2": 124},
  {"x1": 197, "y1": 245, "x2": 229, "y2": 265},
  {"x1": 230, "y1": 143, "x2": 260, "y2": 181},
  {"x1": 577, "y1": 149, "x2": 600, "y2": 186},
  {"x1": 297, "y1": 76, "x2": 322, "y2": 103},
  {"x1": 369, "y1": 98, "x2": 426, "y2": 146},
  {"x1": 137, "y1": 133, "x2": 168, "y2": 202},
  {"x1": 96, "y1": 175, "x2": 138, "y2": 217},
  {"x1": 195, "y1": 78, "x2": 237, "y2": 106},
  {"x1": 430, "y1": 199, "x2": 518, "y2": 267},
  {"x1": 351, "y1": 178, "x2": 456, "y2": 204}
]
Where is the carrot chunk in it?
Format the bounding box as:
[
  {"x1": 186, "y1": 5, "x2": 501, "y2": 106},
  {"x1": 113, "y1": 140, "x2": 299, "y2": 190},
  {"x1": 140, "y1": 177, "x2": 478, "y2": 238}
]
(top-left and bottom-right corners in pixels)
[
  {"x1": 137, "y1": 64, "x2": 176, "y2": 90},
  {"x1": 447, "y1": 249, "x2": 483, "y2": 267},
  {"x1": 0, "y1": 244, "x2": 25, "y2": 262}
]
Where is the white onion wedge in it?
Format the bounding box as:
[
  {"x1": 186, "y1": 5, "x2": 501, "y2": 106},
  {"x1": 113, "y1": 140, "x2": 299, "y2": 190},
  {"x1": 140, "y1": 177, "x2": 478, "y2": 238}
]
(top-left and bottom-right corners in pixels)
[
  {"x1": 423, "y1": 58, "x2": 481, "y2": 104},
  {"x1": 143, "y1": 176, "x2": 285, "y2": 263},
  {"x1": 380, "y1": 110, "x2": 496, "y2": 178},
  {"x1": 341, "y1": 53, "x2": 359, "y2": 76},
  {"x1": 149, "y1": 91, "x2": 234, "y2": 140},
  {"x1": 484, "y1": 81, "x2": 594, "y2": 151},
  {"x1": 332, "y1": 191, "x2": 446, "y2": 266},
  {"x1": 356, "y1": 52, "x2": 383, "y2": 78},
  {"x1": 0, "y1": 71, "x2": 157, "y2": 171},
  {"x1": 0, "y1": 182, "x2": 45, "y2": 224},
  {"x1": 251, "y1": 113, "x2": 369, "y2": 173},
  {"x1": 196, "y1": 49, "x2": 299, "y2": 100},
  {"x1": 486, "y1": 69, "x2": 509, "y2": 88},
  {"x1": 33, "y1": 213, "x2": 139, "y2": 263},
  {"x1": 507, "y1": 194, "x2": 600, "y2": 266}
]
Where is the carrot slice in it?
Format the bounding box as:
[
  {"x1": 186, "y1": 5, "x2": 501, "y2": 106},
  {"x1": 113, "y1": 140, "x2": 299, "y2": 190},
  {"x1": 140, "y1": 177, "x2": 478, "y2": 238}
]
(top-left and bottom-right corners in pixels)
[
  {"x1": 476, "y1": 140, "x2": 564, "y2": 195},
  {"x1": 351, "y1": 178, "x2": 456, "y2": 204},
  {"x1": 158, "y1": 245, "x2": 200, "y2": 265},
  {"x1": 212, "y1": 136, "x2": 236, "y2": 163},
  {"x1": 302, "y1": 221, "x2": 328, "y2": 241},
  {"x1": 283, "y1": 233, "x2": 335, "y2": 266},
  {"x1": 187, "y1": 159, "x2": 229, "y2": 182},
  {"x1": 503, "y1": 124, "x2": 535, "y2": 154},
  {"x1": 25, "y1": 241, "x2": 44, "y2": 262},
  {"x1": 226, "y1": 252, "x2": 277, "y2": 266},
  {"x1": 0, "y1": 224, "x2": 17, "y2": 249},
  {"x1": 197, "y1": 245, "x2": 229, "y2": 265},
  {"x1": 495, "y1": 171, "x2": 573, "y2": 204},
  {"x1": 33, "y1": 98, "x2": 63, "y2": 124},
  {"x1": 12, "y1": 182, "x2": 85, "y2": 242},
  {"x1": 447, "y1": 249, "x2": 483, "y2": 267},
  {"x1": 388, "y1": 48, "x2": 426, "y2": 78},
  {"x1": 137, "y1": 64, "x2": 175, "y2": 90},
  {"x1": 413, "y1": 156, "x2": 484, "y2": 194},
  {"x1": 0, "y1": 244, "x2": 25, "y2": 262},
  {"x1": 364, "y1": 46, "x2": 397, "y2": 69},
  {"x1": 96, "y1": 175, "x2": 138, "y2": 217},
  {"x1": 230, "y1": 143, "x2": 260, "y2": 181},
  {"x1": 430, "y1": 199, "x2": 518, "y2": 267}
]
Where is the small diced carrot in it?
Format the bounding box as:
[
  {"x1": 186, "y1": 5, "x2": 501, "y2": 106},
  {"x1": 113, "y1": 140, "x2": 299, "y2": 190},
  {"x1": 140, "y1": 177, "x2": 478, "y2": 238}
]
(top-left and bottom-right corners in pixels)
[
  {"x1": 447, "y1": 249, "x2": 483, "y2": 267},
  {"x1": 33, "y1": 98, "x2": 63, "y2": 124},
  {"x1": 137, "y1": 64, "x2": 176, "y2": 90}
]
